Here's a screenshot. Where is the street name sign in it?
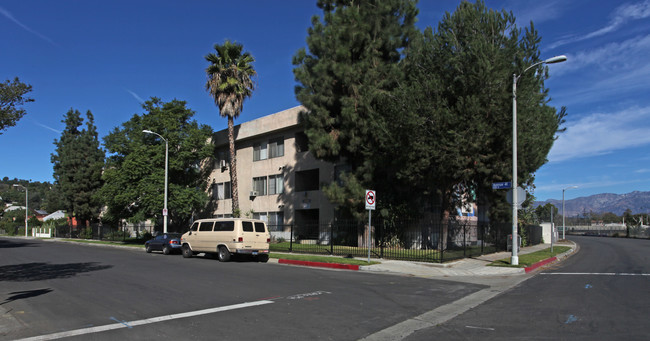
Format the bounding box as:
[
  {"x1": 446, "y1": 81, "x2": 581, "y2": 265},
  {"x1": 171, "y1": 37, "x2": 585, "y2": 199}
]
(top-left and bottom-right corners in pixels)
[{"x1": 492, "y1": 182, "x2": 512, "y2": 190}]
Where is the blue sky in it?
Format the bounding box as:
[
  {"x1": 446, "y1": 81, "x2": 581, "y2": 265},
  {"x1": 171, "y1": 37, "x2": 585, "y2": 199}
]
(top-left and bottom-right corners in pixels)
[{"x1": 1, "y1": 0, "x2": 649, "y2": 202}]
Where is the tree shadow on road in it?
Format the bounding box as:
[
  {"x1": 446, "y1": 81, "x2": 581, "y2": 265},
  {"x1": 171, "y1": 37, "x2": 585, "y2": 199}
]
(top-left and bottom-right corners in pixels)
[
  {"x1": 1, "y1": 288, "x2": 53, "y2": 305},
  {"x1": 0, "y1": 262, "x2": 113, "y2": 282},
  {"x1": 0, "y1": 239, "x2": 39, "y2": 249}
]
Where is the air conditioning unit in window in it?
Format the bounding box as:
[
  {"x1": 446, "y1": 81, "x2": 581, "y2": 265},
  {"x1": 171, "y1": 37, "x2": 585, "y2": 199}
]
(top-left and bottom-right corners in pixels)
[
  {"x1": 250, "y1": 191, "x2": 258, "y2": 197},
  {"x1": 220, "y1": 160, "x2": 227, "y2": 170}
]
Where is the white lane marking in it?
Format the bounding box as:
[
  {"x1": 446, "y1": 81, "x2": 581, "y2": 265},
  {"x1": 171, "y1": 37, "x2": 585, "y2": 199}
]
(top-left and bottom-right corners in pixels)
[
  {"x1": 15, "y1": 300, "x2": 274, "y2": 341},
  {"x1": 541, "y1": 273, "x2": 650, "y2": 276},
  {"x1": 286, "y1": 291, "x2": 331, "y2": 300},
  {"x1": 465, "y1": 325, "x2": 495, "y2": 331}
]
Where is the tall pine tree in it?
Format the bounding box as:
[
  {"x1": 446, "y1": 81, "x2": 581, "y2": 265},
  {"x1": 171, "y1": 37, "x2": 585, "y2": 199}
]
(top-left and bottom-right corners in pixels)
[
  {"x1": 51, "y1": 109, "x2": 105, "y2": 226},
  {"x1": 293, "y1": 0, "x2": 419, "y2": 219},
  {"x1": 395, "y1": 0, "x2": 567, "y2": 222}
]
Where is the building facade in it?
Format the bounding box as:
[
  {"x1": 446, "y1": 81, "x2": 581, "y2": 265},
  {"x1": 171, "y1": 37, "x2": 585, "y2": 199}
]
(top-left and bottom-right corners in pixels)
[{"x1": 209, "y1": 106, "x2": 336, "y2": 234}]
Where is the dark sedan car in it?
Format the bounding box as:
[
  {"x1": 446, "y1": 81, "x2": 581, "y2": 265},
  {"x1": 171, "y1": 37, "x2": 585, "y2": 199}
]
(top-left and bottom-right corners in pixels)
[{"x1": 145, "y1": 233, "x2": 182, "y2": 255}]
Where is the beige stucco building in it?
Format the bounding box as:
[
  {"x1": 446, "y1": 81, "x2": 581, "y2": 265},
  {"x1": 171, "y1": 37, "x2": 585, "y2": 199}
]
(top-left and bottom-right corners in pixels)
[{"x1": 209, "y1": 106, "x2": 335, "y2": 235}]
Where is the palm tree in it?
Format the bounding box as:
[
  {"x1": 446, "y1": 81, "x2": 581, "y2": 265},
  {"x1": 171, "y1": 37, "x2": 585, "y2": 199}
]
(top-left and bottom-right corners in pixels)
[{"x1": 205, "y1": 40, "x2": 256, "y2": 216}]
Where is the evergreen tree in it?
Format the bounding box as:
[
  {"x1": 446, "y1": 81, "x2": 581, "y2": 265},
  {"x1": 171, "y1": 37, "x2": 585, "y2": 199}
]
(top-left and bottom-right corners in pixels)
[
  {"x1": 396, "y1": 0, "x2": 567, "y2": 221},
  {"x1": 99, "y1": 98, "x2": 213, "y2": 231},
  {"x1": 293, "y1": 0, "x2": 419, "y2": 219},
  {"x1": 51, "y1": 109, "x2": 105, "y2": 226}
]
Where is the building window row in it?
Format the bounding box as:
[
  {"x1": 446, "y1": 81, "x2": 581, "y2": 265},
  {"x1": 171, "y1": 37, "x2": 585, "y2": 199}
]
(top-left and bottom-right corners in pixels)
[
  {"x1": 213, "y1": 181, "x2": 232, "y2": 200},
  {"x1": 253, "y1": 137, "x2": 284, "y2": 161},
  {"x1": 253, "y1": 211, "x2": 284, "y2": 231},
  {"x1": 252, "y1": 174, "x2": 284, "y2": 196}
]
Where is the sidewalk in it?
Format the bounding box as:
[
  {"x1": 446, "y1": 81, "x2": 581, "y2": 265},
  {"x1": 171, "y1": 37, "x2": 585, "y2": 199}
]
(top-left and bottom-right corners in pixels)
[{"x1": 276, "y1": 241, "x2": 576, "y2": 278}]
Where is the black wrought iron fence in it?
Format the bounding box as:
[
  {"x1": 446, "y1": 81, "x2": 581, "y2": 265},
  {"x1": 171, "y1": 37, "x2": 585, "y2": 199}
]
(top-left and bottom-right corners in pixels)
[{"x1": 269, "y1": 218, "x2": 519, "y2": 263}]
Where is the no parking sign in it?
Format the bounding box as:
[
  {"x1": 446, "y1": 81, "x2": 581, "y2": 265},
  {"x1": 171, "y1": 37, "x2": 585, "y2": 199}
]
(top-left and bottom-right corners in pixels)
[{"x1": 365, "y1": 190, "x2": 376, "y2": 210}]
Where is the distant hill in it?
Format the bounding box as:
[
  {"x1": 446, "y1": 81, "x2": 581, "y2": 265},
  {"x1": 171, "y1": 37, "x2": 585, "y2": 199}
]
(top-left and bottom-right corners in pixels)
[{"x1": 534, "y1": 191, "x2": 650, "y2": 216}]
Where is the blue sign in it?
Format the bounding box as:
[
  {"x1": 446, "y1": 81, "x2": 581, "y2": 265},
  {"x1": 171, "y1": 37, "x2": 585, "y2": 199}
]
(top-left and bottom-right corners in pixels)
[{"x1": 492, "y1": 182, "x2": 512, "y2": 190}]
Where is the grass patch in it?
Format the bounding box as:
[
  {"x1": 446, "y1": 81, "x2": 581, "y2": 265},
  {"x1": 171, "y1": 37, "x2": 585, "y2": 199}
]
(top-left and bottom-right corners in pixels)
[
  {"x1": 270, "y1": 253, "x2": 380, "y2": 266},
  {"x1": 489, "y1": 246, "x2": 571, "y2": 268}
]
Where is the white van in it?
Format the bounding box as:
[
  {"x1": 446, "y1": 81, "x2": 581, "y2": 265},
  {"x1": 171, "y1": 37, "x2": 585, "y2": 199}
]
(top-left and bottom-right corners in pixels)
[{"x1": 180, "y1": 218, "x2": 270, "y2": 262}]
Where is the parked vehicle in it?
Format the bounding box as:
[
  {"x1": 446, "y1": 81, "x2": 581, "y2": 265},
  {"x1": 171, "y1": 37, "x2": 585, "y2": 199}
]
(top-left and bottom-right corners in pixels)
[
  {"x1": 180, "y1": 218, "x2": 270, "y2": 262},
  {"x1": 145, "y1": 233, "x2": 183, "y2": 255}
]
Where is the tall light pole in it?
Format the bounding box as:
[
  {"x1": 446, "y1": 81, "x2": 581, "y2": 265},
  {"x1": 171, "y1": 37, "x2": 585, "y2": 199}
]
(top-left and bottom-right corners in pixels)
[
  {"x1": 562, "y1": 185, "x2": 578, "y2": 240},
  {"x1": 143, "y1": 130, "x2": 169, "y2": 233},
  {"x1": 13, "y1": 184, "x2": 28, "y2": 237},
  {"x1": 511, "y1": 55, "x2": 566, "y2": 265}
]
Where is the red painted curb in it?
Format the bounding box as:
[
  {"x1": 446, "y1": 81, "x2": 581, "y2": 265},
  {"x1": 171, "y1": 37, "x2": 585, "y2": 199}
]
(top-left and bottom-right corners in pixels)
[
  {"x1": 525, "y1": 257, "x2": 557, "y2": 273},
  {"x1": 278, "y1": 259, "x2": 359, "y2": 271}
]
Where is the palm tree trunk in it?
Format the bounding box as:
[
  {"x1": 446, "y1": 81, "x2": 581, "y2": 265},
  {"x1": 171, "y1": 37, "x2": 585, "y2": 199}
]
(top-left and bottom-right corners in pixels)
[{"x1": 228, "y1": 115, "x2": 239, "y2": 216}]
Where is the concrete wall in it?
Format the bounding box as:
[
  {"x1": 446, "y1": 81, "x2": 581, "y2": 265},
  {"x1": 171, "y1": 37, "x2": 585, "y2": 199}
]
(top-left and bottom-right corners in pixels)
[{"x1": 209, "y1": 106, "x2": 335, "y2": 227}]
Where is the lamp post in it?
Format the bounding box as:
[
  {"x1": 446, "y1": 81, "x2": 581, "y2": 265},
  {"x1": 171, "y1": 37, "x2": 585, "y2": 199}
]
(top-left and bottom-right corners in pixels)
[
  {"x1": 511, "y1": 55, "x2": 566, "y2": 265},
  {"x1": 13, "y1": 184, "x2": 28, "y2": 237},
  {"x1": 562, "y1": 185, "x2": 578, "y2": 240},
  {"x1": 143, "y1": 130, "x2": 169, "y2": 234}
]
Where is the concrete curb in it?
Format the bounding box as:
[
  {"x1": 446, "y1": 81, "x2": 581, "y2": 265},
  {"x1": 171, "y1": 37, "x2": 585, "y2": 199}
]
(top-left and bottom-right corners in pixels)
[
  {"x1": 524, "y1": 257, "x2": 557, "y2": 273},
  {"x1": 278, "y1": 259, "x2": 360, "y2": 270},
  {"x1": 523, "y1": 241, "x2": 577, "y2": 273}
]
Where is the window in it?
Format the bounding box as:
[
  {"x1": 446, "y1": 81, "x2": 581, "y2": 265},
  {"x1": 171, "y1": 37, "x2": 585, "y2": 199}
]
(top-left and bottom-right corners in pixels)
[
  {"x1": 198, "y1": 221, "x2": 214, "y2": 232},
  {"x1": 295, "y1": 169, "x2": 319, "y2": 192},
  {"x1": 253, "y1": 212, "x2": 267, "y2": 222},
  {"x1": 214, "y1": 221, "x2": 234, "y2": 231},
  {"x1": 269, "y1": 212, "x2": 284, "y2": 231},
  {"x1": 253, "y1": 137, "x2": 283, "y2": 161},
  {"x1": 242, "y1": 221, "x2": 254, "y2": 232},
  {"x1": 269, "y1": 137, "x2": 284, "y2": 158},
  {"x1": 254, "y1": 222, "x2": 266, "y2": 232},
  {"x1": 213, "y1": 182, "x2": 232, "y2": 200},
  {"x1": 295, "y1": 132, "x2": 309, "y2": 153},
  {"x1": 190, "y1": 222, "x2": 199, "y2": 232},
  {"x1": 253, "y1": 142, "x2": 268, "y2": 161},
  {"x1": 268, "y1": 174, "x2": 284, "y2": 195},
  {"x1": 253, "y1": 176, "x2": 267, "y2": 195}
]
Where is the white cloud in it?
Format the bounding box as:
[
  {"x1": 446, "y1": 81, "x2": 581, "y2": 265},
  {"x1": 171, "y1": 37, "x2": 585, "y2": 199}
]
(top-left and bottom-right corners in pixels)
[
  {"x1": 548, "y1": 0, "x2": 650, "y2": 49},
  {"x1": 552, "y1": 34, "x2": 650, "y2": 76},
  {"x1": 548, "y1": 106, "x2": 650, "y2": 162},
  {"x1": 0, "y1": 6, "x2": 57, "y2": 46},
  {"x1": 549, "y1": 34, "x2": 650, "y2": 106}
]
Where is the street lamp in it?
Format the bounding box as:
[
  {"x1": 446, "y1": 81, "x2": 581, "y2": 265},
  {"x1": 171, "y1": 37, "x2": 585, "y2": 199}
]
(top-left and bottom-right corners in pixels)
[
  {"x1": 511, "y1": 55, "x2": 567, "y2": 265},
  {"x1": 143, "y1": 129, "x2": 169, "y2": 234},
  {"x1": 562, "y1": 185, "x2": 578, "y2": 240},
  {"x1": 13, "y1": 184, "x2": 28, "y2": 237}
]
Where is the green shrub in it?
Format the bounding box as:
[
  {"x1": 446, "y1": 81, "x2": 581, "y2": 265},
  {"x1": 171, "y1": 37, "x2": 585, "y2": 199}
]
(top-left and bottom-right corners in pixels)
[{"x1": 80, "y1": 227, "x2": 94, "y2": 239}]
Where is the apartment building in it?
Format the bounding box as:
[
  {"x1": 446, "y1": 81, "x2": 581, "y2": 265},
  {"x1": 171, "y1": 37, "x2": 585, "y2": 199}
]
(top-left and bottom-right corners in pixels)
[{"x1": 209, "y1": 106, "x2": 336, "y2": 234}]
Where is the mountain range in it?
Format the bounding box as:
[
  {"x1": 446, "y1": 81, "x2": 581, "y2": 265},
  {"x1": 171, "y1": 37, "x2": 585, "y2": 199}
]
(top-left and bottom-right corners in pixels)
[{"x1": 534, "y1": 191, "x2": 650, "y2": 217}]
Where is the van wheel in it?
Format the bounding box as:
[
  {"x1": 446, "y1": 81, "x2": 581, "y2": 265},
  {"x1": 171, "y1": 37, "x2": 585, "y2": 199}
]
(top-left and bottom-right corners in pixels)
[
  {"x1": 217, "y1": 246, "x2": 231, "y2": 262},
  {"x1": 182, "y1": 245, "x2": 193, "y2": 258}
]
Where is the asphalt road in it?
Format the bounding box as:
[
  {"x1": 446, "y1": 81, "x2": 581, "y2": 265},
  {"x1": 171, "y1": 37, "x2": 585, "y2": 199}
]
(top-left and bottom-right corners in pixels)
[
  {"x1": 0, "y1": 237, "x2": 489, "y2": 341},
  {"x1": 406, "y1": 235, "x2": 650, "y2": 340}
]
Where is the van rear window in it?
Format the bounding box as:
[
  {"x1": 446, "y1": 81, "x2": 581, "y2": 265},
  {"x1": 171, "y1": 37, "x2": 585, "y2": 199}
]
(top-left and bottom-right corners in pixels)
[
  {"x1": 215, "y1": 221, "x2": 234, "y2": 231},
  {"x1": 254, "y1": 222, "x2": 266, "y2": 232},
  {"x1": 242, "y1": 221, "x2": 254, "y2": 232}
]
